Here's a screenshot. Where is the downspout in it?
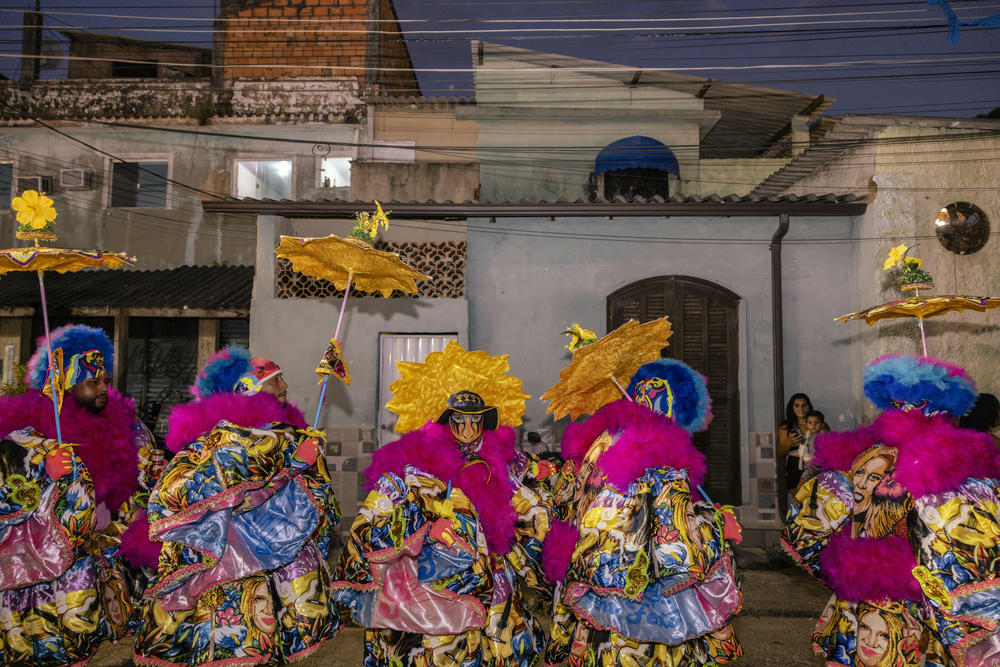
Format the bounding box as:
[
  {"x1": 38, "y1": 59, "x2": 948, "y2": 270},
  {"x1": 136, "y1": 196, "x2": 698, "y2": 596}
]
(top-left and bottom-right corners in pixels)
[{"x1": 771, "y1": 212, "x2": 790, "y2": 516}]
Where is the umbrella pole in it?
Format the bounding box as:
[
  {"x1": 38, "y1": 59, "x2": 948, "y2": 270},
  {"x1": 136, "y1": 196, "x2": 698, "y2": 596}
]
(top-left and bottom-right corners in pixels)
[
  {"x1": 913, "y1": 289, "x2": 929, "y2": 356},
  {"x1": 610, "y1": 375, "x2": 630, "y2": 399},
  {"x1": 312, "y1": 274, "x2": 354, "y2": 431},
  {"x1": 36, "y1": 270, "x2": 63, "y2": 445}
]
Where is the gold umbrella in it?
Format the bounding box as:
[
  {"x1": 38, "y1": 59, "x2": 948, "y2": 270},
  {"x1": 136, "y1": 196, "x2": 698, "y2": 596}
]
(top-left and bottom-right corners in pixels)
[
  {"x1": 273, "y1": 203, "x2": 429, "y2": 428},
  {"x1": 386, "y1": 340, "x2": 529, "y2": 434},
  {"x1": 274, "y1": 234, "x2": 428, "y2": 298},
  {"x1": 541, "y1": 317, "x2": 673, "y2": 422},
  {"x1": 835, "y1": 295, "x2": 1000, "y2": 355},
  {"x1": 0, "y1": 247, "x2": 134, "y2": 274},
  {"x1": 2, "y1": 190, "x2": 137, "y2": 446}
]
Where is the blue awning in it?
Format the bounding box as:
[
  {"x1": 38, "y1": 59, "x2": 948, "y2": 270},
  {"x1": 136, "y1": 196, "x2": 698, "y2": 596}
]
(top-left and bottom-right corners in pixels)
[{"x1": 594, "y1": 136, "x2": 679, "y2": 176}]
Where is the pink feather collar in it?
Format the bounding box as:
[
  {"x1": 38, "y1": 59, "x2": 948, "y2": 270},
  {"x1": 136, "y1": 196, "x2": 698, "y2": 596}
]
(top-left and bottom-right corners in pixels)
[
  {"x1": 811, "y1": 409, "x2": 1000, "y2": 498},
  {"x1": 165, "y1": 392, "x2": 307, "y2": 453},
  {"x1": 560, "y1": 399, "x2": 707, "y2": 491},
  {"x1": 365, "y1": 423, "x2": 519, "y2": 554},
  {"x1": 0, "y1": 389, "x2": 140, "y2": 511}
]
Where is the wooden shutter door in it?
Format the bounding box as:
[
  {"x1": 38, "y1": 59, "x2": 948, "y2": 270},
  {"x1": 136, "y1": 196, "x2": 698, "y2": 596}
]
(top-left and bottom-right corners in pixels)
[{"x1": 607, "y1": 276, "x2": 741, "y2": 504}]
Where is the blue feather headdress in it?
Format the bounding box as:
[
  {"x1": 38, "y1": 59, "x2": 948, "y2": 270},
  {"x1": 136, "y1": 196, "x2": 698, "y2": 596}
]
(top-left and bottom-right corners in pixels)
[
  {"x1": 26, "y1": 324, "x2": 114, "y2": 391},
  {"x1": 191, "y1": 345, "x2": 254, "y2": 398},
  {"x1": 864, "y1": 354, "x2": 977, "y2": 417},
  {"x1": 626, "y1": 358, "x2": 713, "y2": 432}
]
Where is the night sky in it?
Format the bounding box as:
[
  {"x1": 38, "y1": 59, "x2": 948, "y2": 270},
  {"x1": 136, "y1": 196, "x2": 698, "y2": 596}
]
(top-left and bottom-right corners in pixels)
[{"x1": 1, "y1": 0, "x2": 998, "y2": 117}]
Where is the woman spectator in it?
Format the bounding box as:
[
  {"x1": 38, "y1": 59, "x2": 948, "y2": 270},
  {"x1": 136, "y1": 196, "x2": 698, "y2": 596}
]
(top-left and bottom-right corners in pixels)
[{"x1": 778, "y1": 393, "x2": 813, "y2": 493}]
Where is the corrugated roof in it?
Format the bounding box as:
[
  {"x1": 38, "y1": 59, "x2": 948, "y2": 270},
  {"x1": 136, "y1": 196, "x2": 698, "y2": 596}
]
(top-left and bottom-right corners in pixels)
[
  {"x1": 0, "y1": 265, "x2": 253, "y2": 315},
  {"x1": 202, "y1": 193, "x2": 867, "y2": 218},
  {"x1": 752, "y1": 115, "x2": 1000, "y2": 196}
]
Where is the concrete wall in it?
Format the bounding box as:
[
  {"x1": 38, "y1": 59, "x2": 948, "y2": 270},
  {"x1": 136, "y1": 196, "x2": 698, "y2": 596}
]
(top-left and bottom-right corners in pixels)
[
  {"x1": 351, "y1": 161, "x2": 479, "y2": 203},
  {"x1": 465, "y1": 213, "x2": 858, "y2": 502},
  {"x1": 784, "y1": 121, "x2": 1000, "y2": 417},
  {"x1": 373, "y1": 105, "x2": 478, "y2": 163},
  {"x1": 0, "y1": 121, "x2": 361, "y2": 268},
  {"x1": 691, "y1": 158, "x2": 791, "y2": 197}
]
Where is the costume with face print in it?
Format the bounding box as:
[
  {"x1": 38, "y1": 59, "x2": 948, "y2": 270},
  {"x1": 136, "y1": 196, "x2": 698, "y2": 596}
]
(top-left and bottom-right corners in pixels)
[
  {"x1": 783, "y1": 355, "x2": 1000, "y2": 667},
  {"x1": 332, "y1": 379, "x2": 558, "y2": 666},
  {"x1": 133, "y1": 346, "x2": 341, "y2": 666}
]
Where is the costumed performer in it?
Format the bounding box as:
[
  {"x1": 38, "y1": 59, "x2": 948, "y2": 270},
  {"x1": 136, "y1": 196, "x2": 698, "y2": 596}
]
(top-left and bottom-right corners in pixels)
[
  {"x1": 783, "y1": 354, "x2": 1000, "y2": 666},
  {"x1": 133, "y1": 346, "x2": 341, "y2": 666},
  {"x1": 332, "y1": 341, "x2": 556, "y2": 666},
  {"x1": 0, "y1": 324, "x2": 160, "y2": 664},
  {"x1": 542, "y1": 358, "x2": 744, "y2": 666}
]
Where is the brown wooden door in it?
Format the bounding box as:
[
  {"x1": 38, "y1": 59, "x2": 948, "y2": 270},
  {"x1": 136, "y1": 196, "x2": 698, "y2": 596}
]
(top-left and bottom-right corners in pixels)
[{"x1": 607, "y1": 276, "x2": 741, "y2": 505}]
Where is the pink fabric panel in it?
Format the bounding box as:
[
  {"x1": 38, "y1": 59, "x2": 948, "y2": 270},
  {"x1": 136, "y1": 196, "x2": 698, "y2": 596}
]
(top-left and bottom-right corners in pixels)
[{"x1": 370, "y1": 554, "x2": 484, "y2": 634}]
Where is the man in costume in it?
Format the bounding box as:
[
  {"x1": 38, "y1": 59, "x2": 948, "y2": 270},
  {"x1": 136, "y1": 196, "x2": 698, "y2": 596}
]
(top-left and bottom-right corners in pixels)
[
  {"x1": 133, "y1": 345, "x2": 341, "y2": 666},
  {"x1": 0, "y1": 323, "x2": 159, "y2": 664},
  {"x1": 333, "y1": 384, "x2": 556, "y2": 666},
  {"x1": 541, "y1": 357, "x2": 744, "y2": 666},
  {"x1": 783, "y1": 354, "x2": 1000, "y2": 666}
]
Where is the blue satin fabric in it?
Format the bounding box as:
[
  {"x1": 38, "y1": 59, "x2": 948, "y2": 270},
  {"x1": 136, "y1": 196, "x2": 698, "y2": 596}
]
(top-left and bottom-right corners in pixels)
[
  {"x1": 160, "y1": 480, "x2": 318, "y2": 573},
  {"x1": 418, "y1": 543, "x2": 475, "y2": 584},
  {"x1": 575, "y1": 565, "x2": 739, "y2": 645}
]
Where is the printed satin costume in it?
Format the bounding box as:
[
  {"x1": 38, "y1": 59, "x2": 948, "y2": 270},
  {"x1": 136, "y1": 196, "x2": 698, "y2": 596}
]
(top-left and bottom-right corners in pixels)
[
  {"x1": 783, "y1": 355, "x2": 1000, "y2": 667},
  {"x1": 133, "y1": 346, "x2": 341, "y2": 667},
  {"x1": 334, "y1": 387, "x2": 556, "y2": 666},
  {"x1": 542, "y1": 358, "x2": 744, "y2": 667},
  {"x1": 0, "y1": 324, "x2": 156, "y2": 665}
]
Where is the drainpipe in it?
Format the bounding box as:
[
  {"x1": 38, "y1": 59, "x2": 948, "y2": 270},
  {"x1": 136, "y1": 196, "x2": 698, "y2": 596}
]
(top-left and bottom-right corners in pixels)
[{"x1": 771, "y1": 212, "x2": 790, "y2": 516}]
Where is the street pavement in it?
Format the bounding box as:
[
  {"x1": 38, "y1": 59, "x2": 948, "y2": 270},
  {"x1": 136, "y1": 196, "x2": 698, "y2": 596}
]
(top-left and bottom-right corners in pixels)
[{"x1": 91, "y1": 547, "x2": 829, "y2": 666}]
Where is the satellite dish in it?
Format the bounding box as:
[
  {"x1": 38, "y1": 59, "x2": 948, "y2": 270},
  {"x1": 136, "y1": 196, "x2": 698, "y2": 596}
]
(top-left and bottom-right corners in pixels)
[{"x1": 40, "y1": 37, "x2": 65, "y2": 70}]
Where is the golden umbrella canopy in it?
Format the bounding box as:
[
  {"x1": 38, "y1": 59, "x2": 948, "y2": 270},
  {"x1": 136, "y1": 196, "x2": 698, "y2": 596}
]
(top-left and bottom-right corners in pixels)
[
  {"x1": 274, "y1": 234, "x2": 428, "y2": 297},
  {"x1": 541, "y1": 317, "x2": 673, "y2": 422},
  {"x1": 0, "y1": 247, "x2": 135, "y2": 274},
  {"x1": 386, "y1": 340, "x2": 529, "y2": 434},
  {"x1": 834, "y1": 294, "x2": 1000, "y2": 326}
]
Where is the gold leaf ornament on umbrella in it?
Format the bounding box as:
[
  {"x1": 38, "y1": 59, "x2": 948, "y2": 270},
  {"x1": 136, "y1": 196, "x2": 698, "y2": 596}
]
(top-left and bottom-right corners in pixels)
[
  {"x1": 836, "y1": 243, "x2": 1000, "y2": 355},
  {"x1": 386, "y1": 340, "x2": 529, "y2": 434},
  {"x1": 273, "y1": 202, "x2": 429, "y2": 428},
  {"x1": 541, "y1": 317, "x2": 673, "y2": 422}
]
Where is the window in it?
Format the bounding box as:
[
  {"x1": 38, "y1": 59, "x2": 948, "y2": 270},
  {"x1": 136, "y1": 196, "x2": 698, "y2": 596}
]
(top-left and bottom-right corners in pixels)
[
  {"x1": 234, "y1": 159, "x2": 292, "y2": 199},
  {"x1": 111, "y1": 61, "x2": 158, "y2": 78},
  {"x1": 319, "y1": 157, "x2": 351, "y2": 188},
  {"x1": 593, "y1": 136, "x2": 678, "y2": 201},
  {"x1": 935, "y1": 201, "x2": 989, "y2": 255},
  {"x1": 110, "y1": 160, "x2": 168, "y2": 207}
]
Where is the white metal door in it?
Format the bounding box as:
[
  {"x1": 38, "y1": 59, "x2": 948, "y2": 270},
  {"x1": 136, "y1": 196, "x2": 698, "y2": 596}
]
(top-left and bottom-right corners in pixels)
[{"x1": 377, "y1": 333, "x2": 457, "y2": 448}]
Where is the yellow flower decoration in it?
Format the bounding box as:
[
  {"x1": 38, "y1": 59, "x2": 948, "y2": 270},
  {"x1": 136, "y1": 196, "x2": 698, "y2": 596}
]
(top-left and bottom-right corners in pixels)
[
  {"x1": 883, "y1": 244, "x2": 908, "y2": 270},
  {"x1": 906, "y1": 257, "x2": 923, "y2": 269},
  {"x1": 11, "y1": 190, "x2": 57, "y2": 230},
  {"x1": 431, "y1": 498, "x2": 457, "y2": 522},
  {"x1": 386, "y1": 340, "x2": 529, "y2": 433},
  {"x1": 562, "y1": 323, "x2": 597, "y2": 352}
]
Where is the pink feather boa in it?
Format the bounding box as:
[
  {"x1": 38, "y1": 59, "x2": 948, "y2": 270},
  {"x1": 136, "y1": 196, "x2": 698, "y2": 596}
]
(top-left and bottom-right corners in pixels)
[
  {"x1": 819, "y1": 530, "x2": 922, "y2": 602},
  {"x1": 560, "y1": 399, "x2": 707, "y2": 491},
  {"x1": 165, "y1": 392, "x2": 307, "y2": 453},
  {"x1": 541, "y1": 519, "x2": 580, "y2": 584},
  {"x1": 0, "y1": 389, "x2": 140, "y2": 511},
  {"x1": 120, "y1": 509, "x2": 161, "y2": 569},
  {"x1": 365, "y1": 423, "x2": 518, "y2": 555},
  {"x1": 811, "y1": 409, "x2": 1000, "y2": 497}
]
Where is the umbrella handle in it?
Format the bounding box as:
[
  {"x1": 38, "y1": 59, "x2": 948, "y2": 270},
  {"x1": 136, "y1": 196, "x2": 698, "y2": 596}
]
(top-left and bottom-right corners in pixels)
[
  {"x1": 610, "y1": 375, "x2": 630, "y2": 399},
  {"x1": 913, "y1": 289, "x2": 929, "y2": 356},
  {"x1": 36, "y1": 271, "x2": 63, "y2": 446},
  {"x1": 313, "y1": 273, "x2": 354, "y2": 431}
]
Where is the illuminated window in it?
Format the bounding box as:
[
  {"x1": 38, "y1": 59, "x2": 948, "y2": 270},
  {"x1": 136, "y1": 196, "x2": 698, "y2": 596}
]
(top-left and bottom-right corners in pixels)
[
  {"x1": 319, "y1": 157, "x2": 351, "y2": 188},
  {"x1": 234, "y1": 159, "x2": 293, "y2": 199}
]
